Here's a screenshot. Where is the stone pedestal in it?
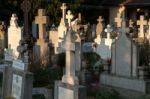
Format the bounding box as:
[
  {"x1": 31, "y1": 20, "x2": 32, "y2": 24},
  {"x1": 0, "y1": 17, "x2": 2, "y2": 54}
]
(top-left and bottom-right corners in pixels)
[
  {"x1": 100, "y1": 73, "x2": 150, "y2": 93},
  {"x1": 2, "y1": 64, "x2": 33, "y2": 99},
  {"x1": 54, "y1": 81, "x2": 86, "y2": 99}
]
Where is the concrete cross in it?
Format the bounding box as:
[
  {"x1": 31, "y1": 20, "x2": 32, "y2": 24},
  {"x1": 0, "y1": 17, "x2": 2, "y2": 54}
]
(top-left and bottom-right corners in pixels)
[
  {"x1": 115, "y1": 13, "x2": 122, "y2": 28},
  {"x1": 60, "y1": 3, "x2": 67, "y2": 20},
  {"x1": 137, "y1": 15, "x2": 147, "y2": 38},
  {"x1": 35, "y1": 9, "x2": 48, "y2": 39},
  {"x1": 97, "y1": 16, "x2": 103, "y2": 23},
  {"x1": 21, "y1": 0, "x2": 31, "y2": 38},
  {"x1": 66, "y1": 10, "x2": 73, "y2": 27},
  {"x1": 62, "y1": 29, "x2": 78, "y2": 85},
  {"x1": 105, "y1": 25, "x2": 113, "y2": 39}
]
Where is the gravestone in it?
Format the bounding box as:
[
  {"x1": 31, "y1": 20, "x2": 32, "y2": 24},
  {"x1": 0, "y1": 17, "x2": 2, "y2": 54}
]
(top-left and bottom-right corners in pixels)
[
  {"x1": 4, "y1": 46, "x2": 13, "y2": 61},
  {"x1": 0, "y1": 22, "x2": 5, "y2": 58},
  {"x1": 34, "y1": 9, "x2": 49, "y2": 64},
  {"x1": 94, "y1": 16, "x2": 103, "y2": 44},
  {"x1": 49, "y1": 30, "x2": 59, "y2": 54},
  {"x1": 129, "y1": 19, "x2": 134, "y2": 28},
  {"x1": 54, "y1": 10, "x2": 86, "y2": 99},
  {"x1": 21, "y1": 0, "x2": 31, "y2": 42},
  {"x1": 8, "y1": 14, "x2": 22, "y2": 59},
  {"x1": 95, "y1": 25, "x2": 113, "y2": 60},
  {"x1": 115, "y1": 13, "x2": 122, "y2": 28},
  {"x1": 100, "y1": 21, "x2": 150, "y2": 93},
  {"x1": 2, "y1": 44, "x2": 33, "y2": 99},
  {"x1": 32, "y1": 20, "x2": 37, "y2": 38},
  {"x1": 146, "y1": 19, "x2": 150, "y2": 40},
  {"x1": 57, "y1": 3, "x2": 67, "y2": 53},
  {"x1": 137, "y1": 15, "x2": 147, "y2": 38}
]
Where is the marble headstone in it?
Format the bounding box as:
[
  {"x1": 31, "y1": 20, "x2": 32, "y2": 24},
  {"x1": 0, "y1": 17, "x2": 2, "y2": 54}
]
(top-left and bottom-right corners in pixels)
[{"x1": 8, "y1": 14, "x2": 22, "y2": 59}]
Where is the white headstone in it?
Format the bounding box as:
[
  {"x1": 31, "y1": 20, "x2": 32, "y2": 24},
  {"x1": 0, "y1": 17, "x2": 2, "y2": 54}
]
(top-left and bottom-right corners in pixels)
[{"x1": 8, "y1": 14, "x2": 22, "y2": 59}]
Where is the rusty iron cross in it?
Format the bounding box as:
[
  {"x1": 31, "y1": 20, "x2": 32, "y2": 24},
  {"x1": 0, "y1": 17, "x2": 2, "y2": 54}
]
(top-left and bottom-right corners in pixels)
[{"x1": 21, "y1": 0, "x2": 31, "y2": 37}]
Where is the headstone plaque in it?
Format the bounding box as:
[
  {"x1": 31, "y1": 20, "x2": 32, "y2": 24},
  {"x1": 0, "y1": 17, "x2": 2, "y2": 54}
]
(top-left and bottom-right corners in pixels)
[
  {"x1": 58, "y1": 87, "x2": 73, "y2": 99},
  {"x1": 11, "y1": 74, "x2": 23, "y2": 99}
]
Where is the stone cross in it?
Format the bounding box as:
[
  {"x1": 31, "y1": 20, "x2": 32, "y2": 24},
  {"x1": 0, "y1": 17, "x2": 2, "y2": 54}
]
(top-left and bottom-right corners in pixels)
[
  {"x1": 97, "y1": 16, "x2": 103, "y2": 24},
  {"x1": 35, "y1": 9, "x2": 48, "y2": 39},
  {"x1": 137, "y1": 16, "x2": 147, "y2": 38},
  {"x1": 66, "y1": 10, "x2": 73, "y2": 27},
  {"x1": 60, "y1": 3, "x2": 67, "y2": 20},
  {"x1": 96, "y1": 16, "x2": 103, "y2": 36},
  {"x1": 21, "y1": 0, "x2": 31, "y2": 40},
  {"x1": 105, "y1": 25, "x2": 113, "y2": 39},
  {"x1": 62, "y1": 28, "x2": 78, "y2": 85},
  {"x1": 115, "y1": 13, "x2": 122, "y2": 28}
]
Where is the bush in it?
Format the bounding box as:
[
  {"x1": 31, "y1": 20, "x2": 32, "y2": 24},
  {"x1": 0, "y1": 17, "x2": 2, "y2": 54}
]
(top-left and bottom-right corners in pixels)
[{"x1": 32, "y1": 94, "x2": 46, "y2": 99}]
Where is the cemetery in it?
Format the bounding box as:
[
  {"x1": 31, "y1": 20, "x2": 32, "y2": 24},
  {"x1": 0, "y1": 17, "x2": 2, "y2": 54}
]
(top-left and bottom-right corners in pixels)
[{"x1": 1, "y1": 0, "x2": 150, "y2": 99}]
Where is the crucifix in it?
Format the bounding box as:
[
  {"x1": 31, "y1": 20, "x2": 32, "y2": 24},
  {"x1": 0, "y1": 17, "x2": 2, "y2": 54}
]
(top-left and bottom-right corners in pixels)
[
  {"x1": 21, "y1": 0, "x2": 31, "y2": 41},
  {"x1": 105, "y1": 25, "x2": 113, "y2": 39},
  {"x1": 60, "y1": 3, "x2": 67, "y2": 21},
  {"x1": 137, "y1": 15, "x2": 147, "y2": 38},
  {"x1": 35, "y1": 9, "x2": 48, "y2": 39},
  {"x1": 66, "y1": 10, "x2": 73, "y2": 27},
  {"x1": 115, "y1": 13, "x2": 122, "y2": 28}
]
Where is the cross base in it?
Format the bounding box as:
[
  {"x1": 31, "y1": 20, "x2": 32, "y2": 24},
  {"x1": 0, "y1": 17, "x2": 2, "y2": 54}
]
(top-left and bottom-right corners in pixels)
[{"x1": 62, "y1": 75, "x2": 79, "y2": 85}]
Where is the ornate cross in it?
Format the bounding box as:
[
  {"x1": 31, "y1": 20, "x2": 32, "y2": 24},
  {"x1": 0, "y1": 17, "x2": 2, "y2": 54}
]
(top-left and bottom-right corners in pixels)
[
  {"x1": 105, "y1": 25, "x2": 113, "y2": 39},
  {"x1": 60, "y1": 3, "x2": 67, "y2": 20},
  {"x1": 115, "y1": 13, "x2": 122, "y2": 28},
  {"x1": 35, "y1": 9, "x2": 48, "y2": 39},
  {"x1": 21, "y1": 0, "x2": 31, "y2": 40},
  {"x1": 66, "y1": 10, "x2": 73, "y2": 27},
  {"x1": 137, "y1": 15, "x2": 147, "y2": 38}
]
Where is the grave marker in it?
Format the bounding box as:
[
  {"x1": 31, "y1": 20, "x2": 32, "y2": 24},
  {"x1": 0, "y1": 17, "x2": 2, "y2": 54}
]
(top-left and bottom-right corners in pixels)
[{"x1": 137, "y1": 15, "x2": 147, "y2": 38}]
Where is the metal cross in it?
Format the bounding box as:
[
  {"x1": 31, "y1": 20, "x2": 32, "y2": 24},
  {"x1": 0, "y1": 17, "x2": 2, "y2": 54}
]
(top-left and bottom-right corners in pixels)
[{"x1": 21, "y1": 0, "x2": 31, "y2": 40}]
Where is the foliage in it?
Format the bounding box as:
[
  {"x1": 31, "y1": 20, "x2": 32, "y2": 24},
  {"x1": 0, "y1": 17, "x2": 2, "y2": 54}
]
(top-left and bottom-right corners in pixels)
[
  {"x1": 32, "y1": 94, "x2": 46, "y2": 99},
  {"x1": 5, "y1": 96, "x2": 15, "y2": 99},
  {"x1": 83, "y1": 52, "x2": 100, "y2": 70},
  {"x1": 87, "y1": 90, "x2": 120, "y2": 99},
  {"x1": 139, "y1": 41, "x2": 150, "y2": 66},
  {"x1": 33, "y1": 67, "x2": 62, "y2": 88}
]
